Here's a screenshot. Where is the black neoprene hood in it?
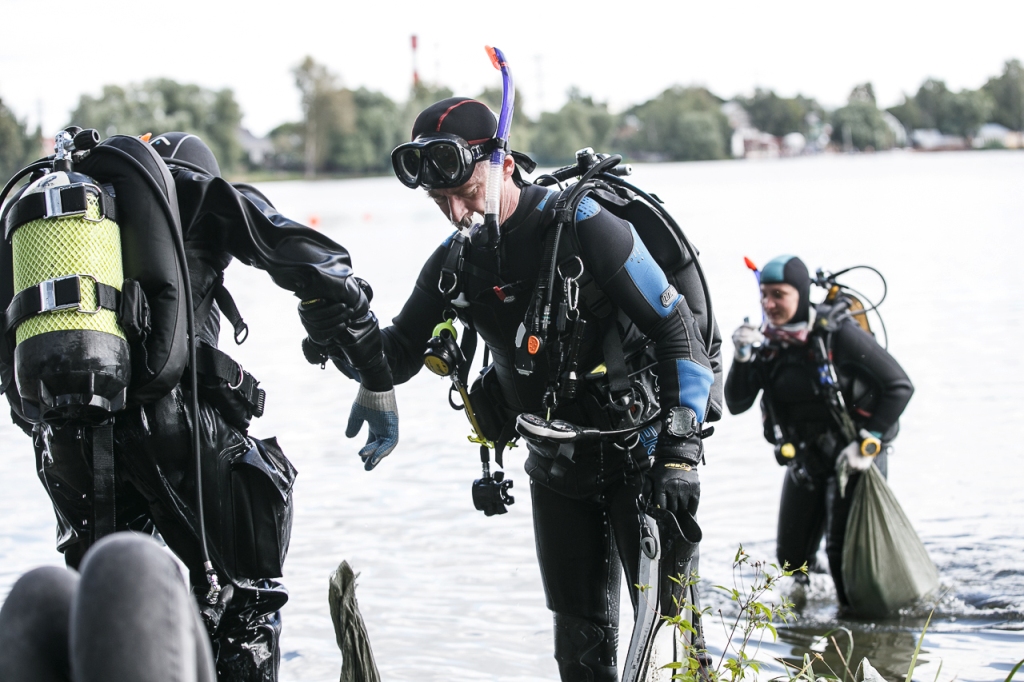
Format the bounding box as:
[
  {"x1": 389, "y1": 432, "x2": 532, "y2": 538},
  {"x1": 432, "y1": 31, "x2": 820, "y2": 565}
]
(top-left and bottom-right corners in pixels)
[
  {"x1": 761, "y1": 254, "x2": 811, "y2": 324},
  {"x1": 150, "y1": 132, "x2": 222, "y2": 178},
  {"x1": 411, "y1": 97, "x2": 497, "y2": 143}
]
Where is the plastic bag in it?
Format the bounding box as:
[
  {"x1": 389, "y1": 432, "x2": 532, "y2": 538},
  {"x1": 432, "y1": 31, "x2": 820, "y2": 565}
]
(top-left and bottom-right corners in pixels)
[{"x1": 842, "y1": 464, "x2": 939, "y2": 617}]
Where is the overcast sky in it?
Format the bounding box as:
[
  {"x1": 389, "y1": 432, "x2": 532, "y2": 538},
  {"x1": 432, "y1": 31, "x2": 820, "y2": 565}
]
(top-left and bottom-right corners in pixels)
[{"x1": 1, "y1": 0, "x2": 1021, "y2": 137}]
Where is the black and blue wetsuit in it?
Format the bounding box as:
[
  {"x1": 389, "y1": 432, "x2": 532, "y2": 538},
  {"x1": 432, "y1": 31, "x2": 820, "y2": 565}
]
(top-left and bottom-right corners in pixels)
[{"x1": 382, "y1": 183, "x2": 717, "y2": 682}]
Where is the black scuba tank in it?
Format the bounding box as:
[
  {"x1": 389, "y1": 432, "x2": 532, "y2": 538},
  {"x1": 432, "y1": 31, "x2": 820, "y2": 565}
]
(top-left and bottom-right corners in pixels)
[{"x1": 1, "y1": 130, "x2": 190, "y2": 424}]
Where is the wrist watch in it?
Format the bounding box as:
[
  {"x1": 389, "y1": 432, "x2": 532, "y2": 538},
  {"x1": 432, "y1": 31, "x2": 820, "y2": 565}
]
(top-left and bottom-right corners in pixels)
[{"x1": 665, "y1": 406, "x2": 698, "y2": 439}]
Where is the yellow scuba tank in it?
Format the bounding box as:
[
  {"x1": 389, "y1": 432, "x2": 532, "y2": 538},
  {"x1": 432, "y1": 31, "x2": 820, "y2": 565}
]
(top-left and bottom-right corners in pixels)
[
  {"x1": 4, "y1": 134, "x2": 130, "y2": 424},
  {"x1": 825, "y1": 284, "x2": 871, "y2": 334}
]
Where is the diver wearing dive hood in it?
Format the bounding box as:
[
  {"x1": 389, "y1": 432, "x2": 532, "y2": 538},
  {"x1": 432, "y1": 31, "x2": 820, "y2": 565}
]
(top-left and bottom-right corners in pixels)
[
  {"x1": 726, "y1": 255, "x2": 914, "y2": 609},
  {"x1": 300, "y1": 97, "x2": 719, "y2": 682},
  {"x1": 3, "y1": 131, "x2": 396, "y2": 682}
]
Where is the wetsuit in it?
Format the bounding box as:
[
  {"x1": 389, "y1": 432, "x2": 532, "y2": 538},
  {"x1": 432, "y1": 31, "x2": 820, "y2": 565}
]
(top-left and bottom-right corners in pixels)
[
  {"x1": 382, "y1": 183, "x2": 717, "y2": 681},
  {"x1": 725, "y1": 316, "x2": 913, "y2": 604},
  {"x1": 3, "y1": 170, "x2": 390, "y2": 682}
]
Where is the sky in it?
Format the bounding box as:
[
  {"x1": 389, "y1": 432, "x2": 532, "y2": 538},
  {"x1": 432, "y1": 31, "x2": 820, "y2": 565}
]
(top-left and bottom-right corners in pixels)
[{"x1": 1, "y1": 0, "x2": 1022, "y2": 137}]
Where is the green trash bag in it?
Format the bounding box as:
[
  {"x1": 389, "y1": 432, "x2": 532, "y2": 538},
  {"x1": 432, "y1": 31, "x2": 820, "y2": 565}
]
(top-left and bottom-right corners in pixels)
[{"x1": 841, "y1": 464, "x2": 939, "y2": 617}]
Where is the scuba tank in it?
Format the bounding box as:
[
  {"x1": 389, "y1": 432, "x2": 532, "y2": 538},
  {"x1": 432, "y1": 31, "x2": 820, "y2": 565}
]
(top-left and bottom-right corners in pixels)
[
  {"x1": 1, "y1": 128, "x2": 191, "y2": 423},
  {"x1": 6, "y1": 162, "x2": 130, "y2": 424}
]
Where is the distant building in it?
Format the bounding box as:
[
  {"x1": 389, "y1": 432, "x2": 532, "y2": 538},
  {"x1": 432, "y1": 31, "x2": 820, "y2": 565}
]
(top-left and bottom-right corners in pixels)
[
  {"x1": 881, "y1": 112, "x2": 907, "y2": 148},
  {"x1": 238, "y1": 127, "x2": 274, "y2": 166},
  {"x1": 910, "y1": 129, "x2": 967, "y2": 151},
  {"x1": 781, "y1": 132, "x2": 806, "y2": 156},
  {"x1": 721, "y1": 101, "x2": 751, "y2": 130},
  {"x1": 731, "y1": 128, "x2": 781, "y2": 159},
  {"x1": 972, "y1": 123, "x2": 1022, "y2": 149},
  {"x1": 722, "y1": 101, "x2": 783, "y2": 159}
]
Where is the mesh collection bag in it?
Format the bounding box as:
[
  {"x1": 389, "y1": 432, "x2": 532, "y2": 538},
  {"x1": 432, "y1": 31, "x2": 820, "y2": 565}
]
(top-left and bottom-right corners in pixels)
[{"x1": 842, "y1": 464, "x2": 939, "y2": 617}]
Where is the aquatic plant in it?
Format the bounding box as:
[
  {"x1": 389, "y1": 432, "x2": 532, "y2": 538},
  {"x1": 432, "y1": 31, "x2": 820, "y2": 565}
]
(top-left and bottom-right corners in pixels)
[{"x1": 655, "y1": 544, "x2": 806, "y2": 681}]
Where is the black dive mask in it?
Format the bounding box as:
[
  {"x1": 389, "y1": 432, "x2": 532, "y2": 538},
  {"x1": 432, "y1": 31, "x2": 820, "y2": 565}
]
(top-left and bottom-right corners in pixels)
[{"x1": 391, "y1": 134, "x2": 497, "y2": 189}]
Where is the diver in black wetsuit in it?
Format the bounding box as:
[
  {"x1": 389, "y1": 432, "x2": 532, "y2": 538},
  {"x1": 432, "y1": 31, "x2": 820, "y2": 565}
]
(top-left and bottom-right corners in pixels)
[
  {"x1": 299, "y1": 98, "x2": 720, "y2": 681},
  {"x1": 725, "y1": 255, "x2": 913, "y2": 609},
  {"x1": 2, "y1": 132, "x2": 397, "y2": 681}
]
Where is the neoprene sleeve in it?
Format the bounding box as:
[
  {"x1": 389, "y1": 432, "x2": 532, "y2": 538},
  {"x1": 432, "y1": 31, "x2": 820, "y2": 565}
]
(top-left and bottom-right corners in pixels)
[
  {"x1": 171, "y1": 171, "x2": 394, "y2": 391},
  {"x1": 725, "y1": 318, "x2": 913, "y2": 440}
]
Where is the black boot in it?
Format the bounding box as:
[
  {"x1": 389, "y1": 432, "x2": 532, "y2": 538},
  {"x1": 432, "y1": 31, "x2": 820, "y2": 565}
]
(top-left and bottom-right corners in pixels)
[
  {"x1": 210, "y1": 581, "x2": 287, "y2": 682},
  {"x1": 552, "y1": 612, "x2": 618, "y2": 682}
]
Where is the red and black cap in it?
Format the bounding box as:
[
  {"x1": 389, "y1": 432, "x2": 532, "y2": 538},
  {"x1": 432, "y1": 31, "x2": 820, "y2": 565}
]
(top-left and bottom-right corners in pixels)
[{"x1": 411, "y1": 97, "x2": 497, "y2": 144}]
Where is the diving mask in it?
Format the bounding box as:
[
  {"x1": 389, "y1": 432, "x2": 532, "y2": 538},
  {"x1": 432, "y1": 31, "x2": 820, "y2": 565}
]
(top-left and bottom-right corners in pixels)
[{"x1": 391, "y1": 134, "x2": 498, "y2": 189}]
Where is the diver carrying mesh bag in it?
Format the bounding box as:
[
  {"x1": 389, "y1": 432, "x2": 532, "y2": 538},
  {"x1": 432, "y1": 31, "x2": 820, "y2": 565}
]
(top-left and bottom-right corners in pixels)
[{"x1": 841, "y1": 463, "x2": 939, "y2": 617}]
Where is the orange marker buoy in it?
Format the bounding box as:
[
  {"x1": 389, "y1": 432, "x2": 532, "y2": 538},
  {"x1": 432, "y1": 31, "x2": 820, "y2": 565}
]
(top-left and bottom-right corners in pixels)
[
  {"x1": 308, "y1": 215, "x2": 320, "y2": 228},
  {"x1": 362, "y1": 213, "x2": 373, "y2": 222}
]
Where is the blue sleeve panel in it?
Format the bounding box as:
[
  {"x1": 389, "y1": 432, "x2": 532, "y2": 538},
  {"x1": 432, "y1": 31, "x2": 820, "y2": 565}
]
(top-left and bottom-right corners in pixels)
[
  {"x1": 622, "y1": 224, "x2": 682, "y2": 318},
  {"x1": 675, "y1": 359, "x2": 714, "y2": 422},
  {"x1": 576, "y1": 196, "x2": 601, "y2": 221},
  {"x1": 535, "y1": 188, "x2": 556, "y2": 213}
]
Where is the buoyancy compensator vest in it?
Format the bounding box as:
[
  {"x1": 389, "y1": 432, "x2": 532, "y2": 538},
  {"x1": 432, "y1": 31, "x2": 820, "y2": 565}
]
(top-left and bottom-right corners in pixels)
[
  {"x1": 533, "y1": 149, "x2": 724, "y2": 422},
  {"x1": 1, "y1": 128, "x2": 189, "y2": 425}
]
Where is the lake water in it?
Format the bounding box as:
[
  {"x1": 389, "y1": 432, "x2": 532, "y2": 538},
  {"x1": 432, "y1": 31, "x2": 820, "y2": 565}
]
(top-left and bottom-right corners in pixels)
[{"x1": 1, "y1": 150, "x2": 1021, "y2": 681}]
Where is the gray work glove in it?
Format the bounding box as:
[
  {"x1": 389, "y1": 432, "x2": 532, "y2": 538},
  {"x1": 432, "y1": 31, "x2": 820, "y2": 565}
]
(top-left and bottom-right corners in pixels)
[
  {"x1": 346, "y1": 386, "x2": 399, "y2": 471},
  {"x1": 732, "y1": 321, "x2": 764, "y2": 363}
]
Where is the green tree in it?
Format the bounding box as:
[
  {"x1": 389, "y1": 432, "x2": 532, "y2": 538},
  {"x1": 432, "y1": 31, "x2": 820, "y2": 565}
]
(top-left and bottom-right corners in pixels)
[
  {"x1": 328, "y1": 88, "x2": 404, "y2": 173},
  {"x1": 293, "y1": 57, "x2": 355, "y2": 177},
  {"x1": 982, "y1": 59, "x2": 1024, "y2": 131},
  {"x1": 0, "y1": 98, "x2": 37, "y2": 182},
  {"x1": 530, "y1": 89, "x2": 617, "y2": 165},
  {"x1": 739, "y1": 88, "x2": 818, "y2": 137},
  {"x1": 475, "y1": 86, "x2": 535, "y2": 154},
  {"x1": 619, "y1": 86, "x2": 729, "y2": 162},
  {"x1": 831, "y1": 86, "x2": 895, "y2": 151},
  {"x1": 69, "y1": 79, "x2": 243, "y2": 171},
  {"x1": 888, "y1": 78, "x2": 992, "y2": 137},
  {"x1": 887, "y1": 95, "x2": 925, "y2": 131},
  {"x1": 831, "y1": 101, "x2": 894, "y2": 150}
]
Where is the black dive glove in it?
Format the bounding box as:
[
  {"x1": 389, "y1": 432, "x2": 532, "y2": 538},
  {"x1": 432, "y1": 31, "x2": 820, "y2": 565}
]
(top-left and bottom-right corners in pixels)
[
  {"x1": 651, "y1": 438, "x2": 702, "y2": 518},
  {"x1": 298, "y1": 293, "x2": 393, "y2": 392}
]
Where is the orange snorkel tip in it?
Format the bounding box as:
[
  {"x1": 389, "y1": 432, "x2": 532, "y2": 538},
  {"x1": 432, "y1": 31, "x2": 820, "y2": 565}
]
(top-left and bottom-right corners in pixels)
[
  {"x1": 485, "y1": 45, "x2": 502, "y2": 70},
  {"x1": 744, "y1": 256, "x2": 758, "y2": 271}
]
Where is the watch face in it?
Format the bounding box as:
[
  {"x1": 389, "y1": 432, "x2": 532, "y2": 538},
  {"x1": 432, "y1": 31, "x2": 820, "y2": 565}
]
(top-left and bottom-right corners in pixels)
[{"x1": 668, "y1": 407, "x2": 697, "y2": 438}]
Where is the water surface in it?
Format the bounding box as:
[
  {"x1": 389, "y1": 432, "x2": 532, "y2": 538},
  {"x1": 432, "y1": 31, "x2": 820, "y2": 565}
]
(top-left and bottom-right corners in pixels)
[{"x1": 1, "y1": 151, "x2": 1021, "y2": 680}]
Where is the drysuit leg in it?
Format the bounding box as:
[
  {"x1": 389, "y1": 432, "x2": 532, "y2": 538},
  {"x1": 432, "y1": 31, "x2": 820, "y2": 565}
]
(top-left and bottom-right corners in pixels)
[
  {"x1": 776, "y1": 465, "x2": 827, "y2": 584},
  {"x1": 531, "y1": 472, "x2": 644, "y2": 682},
  {"x1": 0, "y1": 533, "x2": 216, "y2": 682},
  {"x1": 113, "y1": 389, "x2": 289, "y2": 681},
  {"x1": 30, "y1": 387, "x2": 289, "y2": 681}
]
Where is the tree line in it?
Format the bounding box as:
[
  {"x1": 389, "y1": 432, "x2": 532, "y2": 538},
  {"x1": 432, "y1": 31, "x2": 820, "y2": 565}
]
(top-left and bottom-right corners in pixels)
[{"x1": 0, "y1": 58, "x2": 1020, "y2": 182}]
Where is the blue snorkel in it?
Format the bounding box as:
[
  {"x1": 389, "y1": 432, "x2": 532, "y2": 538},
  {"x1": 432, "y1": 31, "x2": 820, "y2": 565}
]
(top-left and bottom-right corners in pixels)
[{"x1": 484, "y1": 45, "x2": 514, "y2": 248}]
